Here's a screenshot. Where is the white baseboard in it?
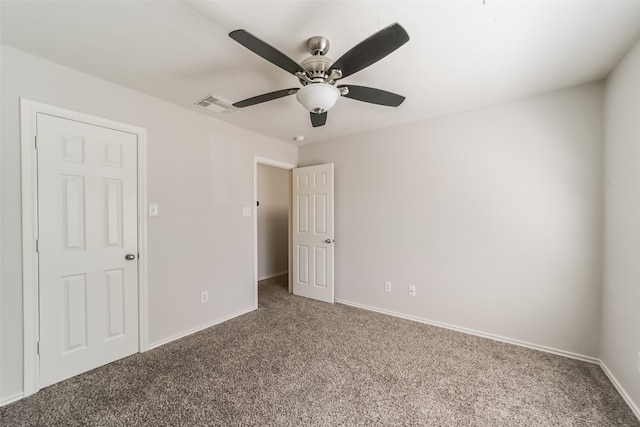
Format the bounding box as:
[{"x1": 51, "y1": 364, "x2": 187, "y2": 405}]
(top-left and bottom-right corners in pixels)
[
  {"x1": 600, "y1": 361, "x2": 640, "y2": 421},
  {"x1": 258, "y1": 270, "x2": 288, "y2": 281},
  {"x1": 147, "y1": 306, "x2": 257, "y2": 351},
  {"x1": 0, "y1": 392, "x2": 25, "y2": 407},
  {"x1": 335, "y1": 298, "x2": 599, "y2": 364}
]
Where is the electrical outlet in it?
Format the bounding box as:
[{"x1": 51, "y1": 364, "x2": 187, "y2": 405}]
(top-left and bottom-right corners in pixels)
[
  {"x1": 201, "y1": 291, "x2": 209, "y2": 303},
  {"x1": 384, "y1": 281, "x2": 392, "y2": 292},
  {"x1": 408, "y1": 285, "x2": 416, "y2": 297}
]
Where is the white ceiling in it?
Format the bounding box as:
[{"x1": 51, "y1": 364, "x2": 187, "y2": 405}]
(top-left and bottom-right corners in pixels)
[{"x1": 2, "y1": 1, "x2": 640, "y2": 145}]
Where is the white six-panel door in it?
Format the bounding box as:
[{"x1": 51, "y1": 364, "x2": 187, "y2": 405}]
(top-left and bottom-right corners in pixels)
[
  {"x1": 292, "y1": 164, "x2": 334, "y2": 303},
  {"x1": 37, "y1": 113, "x2": 139, "y2": 388}
]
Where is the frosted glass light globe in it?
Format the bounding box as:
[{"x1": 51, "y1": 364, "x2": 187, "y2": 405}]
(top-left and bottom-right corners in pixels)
[{"x1": 296, "y1": 83, "x2": 340, "y2": 114}]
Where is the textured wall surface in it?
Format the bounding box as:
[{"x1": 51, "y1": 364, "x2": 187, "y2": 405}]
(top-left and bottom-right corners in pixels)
[{"x1": 602, "y1": 35, "x2": 640, "y2": 414}]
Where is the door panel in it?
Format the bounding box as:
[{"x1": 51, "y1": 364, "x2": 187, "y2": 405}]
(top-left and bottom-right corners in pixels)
[
  {"x1": 37, "y1": 113, "x2": 138, "y2": 388},
  {"x1": 105, "y1": 268, "x2": 126, "y2": 338},
  {"x1": 292, "y1": 164, "x2": 334, "y2": 303},
  {"x1": 63, "y1": 273, "x2": 89, "y2": 352}
]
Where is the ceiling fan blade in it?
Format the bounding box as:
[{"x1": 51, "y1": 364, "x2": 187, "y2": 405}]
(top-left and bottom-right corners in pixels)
[
  {"x1": 338, "y1": 85, "x2": 405, "y2": 107},
  {"x1": 233, "y1": 88, "x2": 299, "y2": 108},
  {"x1": 229, "y1": 30, "x2": 305, "y2": 76},
  {"x1": 310, "y1": 112, "x2": 327, "y2": 127},
  {"x1": 330, "y1": 23, "x2": 409, "y2": 79}
]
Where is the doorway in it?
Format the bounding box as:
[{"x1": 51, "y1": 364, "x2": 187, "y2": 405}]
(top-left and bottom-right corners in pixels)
[
  {"x1": 252, "y1": 157, "x2": 296, "y2": 307},
  {"x1": 257, "y1": 164, "x2": 290, "y2": 280}
]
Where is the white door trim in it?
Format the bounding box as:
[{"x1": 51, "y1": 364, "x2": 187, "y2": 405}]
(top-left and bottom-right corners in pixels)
[
  {"x1": 252, "y1": 156, "x2": 297, "y2": 307},
  {"x1": 20, "y1": 99, "x2": 149, "y2": 397}
]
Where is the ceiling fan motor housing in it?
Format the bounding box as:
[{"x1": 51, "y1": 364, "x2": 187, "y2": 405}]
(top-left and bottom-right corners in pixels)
[{"x1": 300, "y1": 55, "x2": 333, "y2": 81}]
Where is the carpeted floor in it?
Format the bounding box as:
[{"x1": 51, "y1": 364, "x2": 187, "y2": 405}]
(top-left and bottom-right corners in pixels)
[{"x1": 2, "y1": 275, "x2": 639, "y2": 426}]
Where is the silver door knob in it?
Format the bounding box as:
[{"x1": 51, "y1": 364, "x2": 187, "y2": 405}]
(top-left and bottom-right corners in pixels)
[
  {"x1": 125, "y1": 254, "x2": 136, "y2": 261},
  {"x1": 325, "y1": 239, "x2": 334, "y2": 244}
]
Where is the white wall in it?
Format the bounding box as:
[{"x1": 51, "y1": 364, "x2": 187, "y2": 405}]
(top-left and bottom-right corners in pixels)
[
  {"x1": 602, "y1": 36, "x2": 640, "y2": 413},
  {"x1": 0, "y1": 45, "x2": 296, "y2": 402},
  {"x1": 257, "y1": 164, "x2": 290, "y2": 280},
  {"x1": 299, "y1": 82, "x2": 604, "y2": 358}
]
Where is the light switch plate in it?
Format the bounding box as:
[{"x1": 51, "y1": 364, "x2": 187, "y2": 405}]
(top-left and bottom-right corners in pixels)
[
  {"x1": 149, "y1": 203, "x2": 159, "y2": 217},
  {"x1": 243, "y1": 207, "x2": 251, "y2": 217}
]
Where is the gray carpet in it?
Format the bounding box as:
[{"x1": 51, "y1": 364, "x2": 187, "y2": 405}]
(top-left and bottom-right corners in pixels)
[{"x1": 2, "y1": 275, "x2": 638, "y2": 426}]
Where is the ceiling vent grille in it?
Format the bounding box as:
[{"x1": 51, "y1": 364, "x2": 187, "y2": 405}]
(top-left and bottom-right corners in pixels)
[{"x1": 196, "y1": 94, "x2": 233, "y2": 114}]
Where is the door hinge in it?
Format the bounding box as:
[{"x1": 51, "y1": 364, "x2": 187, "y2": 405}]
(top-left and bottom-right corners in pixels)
[
  {"x1": 36, "y1": 341, "x2": 40, "y2": 355},
  {"x1": 35, "y1": 239, "x2": 39, "y2": 253},
  {"x1": 34, "y1": 136, "x2": 38, "y2": 149}
]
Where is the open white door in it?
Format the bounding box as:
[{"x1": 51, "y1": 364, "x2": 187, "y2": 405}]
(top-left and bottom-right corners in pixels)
[
  {"x1": 37, "y1": 113, "x2": 139, "y2": 388},
  {"x1": 292, "y1": 164, "x2": 334, "y2": 303}
]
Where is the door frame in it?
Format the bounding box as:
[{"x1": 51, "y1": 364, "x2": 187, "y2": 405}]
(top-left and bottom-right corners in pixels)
[
  {"x1": 20, "y1": 99, "x2": 149, "y2": 397},
  {"x1": 252, "y1": 156, "x2": 297, "y2": 307}
]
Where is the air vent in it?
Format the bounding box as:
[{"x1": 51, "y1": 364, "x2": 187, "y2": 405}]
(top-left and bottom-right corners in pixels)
[{"x1": 196, "y1": 94, "x2": 233, "y2": 114}]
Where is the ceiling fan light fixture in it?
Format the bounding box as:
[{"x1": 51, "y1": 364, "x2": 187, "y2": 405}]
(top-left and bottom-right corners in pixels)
[{"x1": 296, "y1": 83, "x2": 340, "y2": 114}]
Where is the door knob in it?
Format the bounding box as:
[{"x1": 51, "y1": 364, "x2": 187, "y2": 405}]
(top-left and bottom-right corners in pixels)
[
  {"x1": 325, "y1": 239, "x2": 334, "y2": 244},
  {"x1": 125, "y1": 254, "x2": 136, "y2": 261}
]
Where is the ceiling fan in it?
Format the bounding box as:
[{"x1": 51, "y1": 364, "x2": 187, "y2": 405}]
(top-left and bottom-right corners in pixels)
[{"x1": 228, "y1": 23, "x2": 410, "y2": 128}]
